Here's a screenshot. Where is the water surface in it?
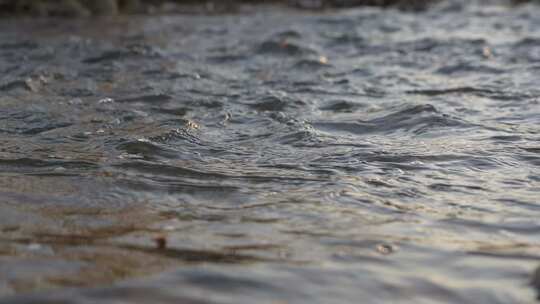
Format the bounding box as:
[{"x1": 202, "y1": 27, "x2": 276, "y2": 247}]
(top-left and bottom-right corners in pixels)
[{"x1": 0, "y1": 1, "x2": 540, "y2": 303}]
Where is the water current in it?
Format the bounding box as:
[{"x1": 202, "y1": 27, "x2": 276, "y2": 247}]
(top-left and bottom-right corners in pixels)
[{"x1": 0, "y1": 1, "x2": 540, "y2": 303}]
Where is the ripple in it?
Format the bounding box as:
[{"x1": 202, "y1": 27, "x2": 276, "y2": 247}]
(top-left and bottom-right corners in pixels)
[
  {"x1": 314, "y1": 104, "x2": 471, "y2": 135},
  {"x1": 116, "y1": 140, "x2": 179, "y2": 160},
  {"x1": 0, "y1": 158, "x2": 99, "y2": 174},
  {"x1": 247, "y1": 94, "x2": 305, "y2": 112},
  {"x1": 0, "y1": 110, "x2": 73, "y2": 135},
  {"x1": 255, "y1": 40, "x2": 317, "y2": 56},
  {"x1": 82, "y1": 45, "x2": 161, "y2": 64},
  {"x1": 406, "y1": 86, "x2": 533, "y2": 101},
  {"x1": 116, "y1": 94, "x2": 173, "y2": 104},
  {"x1": 436, "y1": 63, "x2": 505, "y2": 75},
  {"x1": 319, "y1": 100, "x2": 366, "y2": 112}
]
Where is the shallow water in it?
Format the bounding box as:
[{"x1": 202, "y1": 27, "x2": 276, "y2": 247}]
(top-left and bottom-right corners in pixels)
[{"x1": 0, "y1": 1, "x2": 540, "y2": 303}]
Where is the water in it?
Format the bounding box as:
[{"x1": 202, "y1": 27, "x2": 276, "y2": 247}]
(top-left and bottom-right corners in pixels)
[{"x1": 1, "y1": 1, "x2": 540, "y2": 303}]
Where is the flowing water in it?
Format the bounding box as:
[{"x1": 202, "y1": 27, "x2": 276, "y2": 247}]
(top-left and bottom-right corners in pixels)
[{"x1": 1, "y1": 1, "x2": 540, "y2": 303}]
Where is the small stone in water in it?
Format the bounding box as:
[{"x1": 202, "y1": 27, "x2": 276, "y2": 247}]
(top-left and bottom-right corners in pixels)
[
  {"x1": 376, "y1": 243, "x2": 395, "y2": 255},
  {"x1": 185, "y1": 120, "x2": 200, "y2": 130},
  {"x1": 154, "y1": 235, "x2": 167, "y2": 250},
  {"x1": 482, "y1": 46, "x2": 493, "y2": 58}
]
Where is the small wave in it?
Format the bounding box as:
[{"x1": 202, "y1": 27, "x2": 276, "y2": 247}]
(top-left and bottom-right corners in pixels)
[
  {"x1": 272, "y1": 30, "x2": 303, "y2": 40},
  {"x1": 82, "y1": 45, "x2": 161, "y2": 64},
  {"x1": 293, "y1": 58, "x2": 331, "y2": 70},
  {"x1": 116, "y1": 140, "x2": 179, "y2": 161},
  {"x1": 247, "y1": 94, "x2": 305, "y2": 112},
  {"x1": 255, "y1": 40, "x2": 317, "y2": 56},
  {"x1": 0, "y1": 110, "x2": 72, "y2": 135},
  {"x1": 406, "y1": 87, "x2": 533, "y2": 101},
  {"x1": 313, "y1": 104, "x2": 470, "y2": 135},
  {"x1": 0, "y1": 158, "x2": 99, "y2": 174},
  {"x1": 114, "y1": 161, "x2": 229, "y2": 180},
  {"x1": 116, "y1": 94, "x2": 173, "y2": 104},
  {"x1": 0, "y1": 41, "x2": 38, "y2": 50},
  {"x1": 515, "y1": 37, "x2": 540, "y2": 47},
  {"x1": 319, "y1": 100, "x2": 366, "y2": 113},
  {"x1": 436, "y1": 63, "x2": 505, "y2": 75},
  {"x1": 0, "y1": 79, "x2": 33, "y2": 92},
  {"x1": 406, "y1": 87, "x2": 494, "y2": 96},
  {"x1": 206, "y1": 54, "x2": 248, "y2": 63}
]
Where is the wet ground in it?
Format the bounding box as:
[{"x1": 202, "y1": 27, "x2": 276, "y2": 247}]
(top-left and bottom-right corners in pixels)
[{"x1": 0, "y1": 0, "x2": 540, "y2": 303}]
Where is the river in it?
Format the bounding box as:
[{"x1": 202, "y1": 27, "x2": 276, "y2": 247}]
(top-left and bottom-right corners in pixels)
[{"x1": 0, "y1": 1, "x2": 539, "y2": 303}]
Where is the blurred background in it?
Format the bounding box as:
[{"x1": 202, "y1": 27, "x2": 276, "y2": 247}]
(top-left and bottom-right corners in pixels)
[
  {"x1": 0, "y1": 0, "x2": 472, "y2": 16},
  {"x1": 2, "y1": 0, "x2": 540, "y2": 303}
]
